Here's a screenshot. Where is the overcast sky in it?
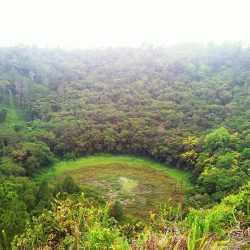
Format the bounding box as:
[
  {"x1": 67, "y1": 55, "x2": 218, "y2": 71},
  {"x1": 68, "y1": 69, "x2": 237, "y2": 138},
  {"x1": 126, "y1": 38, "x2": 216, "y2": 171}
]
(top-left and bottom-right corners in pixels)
[{"x1": 1, "y1": 0, "x2": 250, "y2": 49}]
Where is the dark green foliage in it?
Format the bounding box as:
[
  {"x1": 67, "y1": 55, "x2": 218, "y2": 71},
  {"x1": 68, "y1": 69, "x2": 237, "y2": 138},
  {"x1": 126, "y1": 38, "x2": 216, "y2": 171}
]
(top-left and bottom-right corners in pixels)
[
  {"x1": 12, "y1": 142, "x2": 54, "y2": 175},
  {"x1": 34, "y1": 180, "x2": 53, "y2": 212},
  {"x1": 0, "y1": 108, "x2": 7, "y2": 122},
  {"x1": 0, "y1": 157, "x2": 25, "y2": 176},
  {"x1": 0, "y1": 179, "x2": 29, "y2": 247},
  {"x1": 110, "y1": 201, "x2": 124, "y2": 222},
  {"x1": 0, "y1": 44, "x2": 249, "y2": 165},
  {"x1": 57, "y1": 176, "x2": 81, "y2": 195}
]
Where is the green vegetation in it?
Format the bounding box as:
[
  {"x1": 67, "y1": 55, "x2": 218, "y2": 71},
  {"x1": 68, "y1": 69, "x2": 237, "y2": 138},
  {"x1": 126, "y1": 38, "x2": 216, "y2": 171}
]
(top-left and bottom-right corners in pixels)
[
  {"x1": 0, "y1": 44, "x2": 249, "y2": 248},
  {"x1": 35, "y1": 155, "x2": 191, "y2": 218},
  {"x1": 0, "y1": 93, "x2": 25, "y2": 128},
  {"x1": 13, "y1": 183, "x2": 250, "y2": 249},
  {"x1": 36, "y1": 155, "x2": 191, "y2": 185}
]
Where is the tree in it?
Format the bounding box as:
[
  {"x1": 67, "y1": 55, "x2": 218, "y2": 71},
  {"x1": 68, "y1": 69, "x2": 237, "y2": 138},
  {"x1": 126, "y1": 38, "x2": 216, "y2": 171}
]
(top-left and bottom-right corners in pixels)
[
  {"x1": 12, "y1": 142, "x2": 55, "y2": 175},
  {"x1": 0, "y1": 109, "x2": 7, "y2": 123},
  {"x1": 0, "y1": 180, "x2": 28, "y2": 247},
  {"x1": 205, "y1": 127, "x2": 231, "y2": 153}
]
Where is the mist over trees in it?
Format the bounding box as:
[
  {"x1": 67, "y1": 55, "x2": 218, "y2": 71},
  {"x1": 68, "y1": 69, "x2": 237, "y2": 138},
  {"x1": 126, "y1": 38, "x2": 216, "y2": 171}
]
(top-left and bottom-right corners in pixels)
[{"x1": 0, "y1": 43, "x2": 249, "y2": 248}]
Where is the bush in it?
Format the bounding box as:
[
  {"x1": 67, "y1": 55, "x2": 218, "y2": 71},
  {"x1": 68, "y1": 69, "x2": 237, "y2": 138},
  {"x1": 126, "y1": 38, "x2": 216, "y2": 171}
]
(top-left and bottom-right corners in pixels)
[{"x1": 110, "y1": 201, "x2": 124, "y2": 222}]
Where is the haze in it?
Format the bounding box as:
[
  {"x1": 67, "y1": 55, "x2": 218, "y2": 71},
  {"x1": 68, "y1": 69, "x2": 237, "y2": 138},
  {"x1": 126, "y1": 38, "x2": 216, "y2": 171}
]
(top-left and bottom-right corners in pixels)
[{"x1": 1, "y1": 0, "x2": 250, "y2": 49}]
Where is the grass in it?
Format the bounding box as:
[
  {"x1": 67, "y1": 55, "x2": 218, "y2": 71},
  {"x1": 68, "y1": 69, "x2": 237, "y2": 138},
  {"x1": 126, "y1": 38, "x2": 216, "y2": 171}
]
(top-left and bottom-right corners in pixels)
[
  {"x1": 35, "y1": 154, "x2": 191, "y2": 218},
  {"x1": 0, "y1": 93, "x2": 25, "y2": 129},
  {"x1": 35, "y1": 154, "x2": 191, "y2": 187},
  {"x1": 119, "y1": 177, "x2": 138, "y2": 193}
]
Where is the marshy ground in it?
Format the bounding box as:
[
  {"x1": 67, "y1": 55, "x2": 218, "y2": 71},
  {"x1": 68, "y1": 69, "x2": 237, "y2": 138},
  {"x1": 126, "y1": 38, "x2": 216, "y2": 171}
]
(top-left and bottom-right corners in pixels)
[{"x1": 36, "y1": 155, "x2": 191, "y2": 218}]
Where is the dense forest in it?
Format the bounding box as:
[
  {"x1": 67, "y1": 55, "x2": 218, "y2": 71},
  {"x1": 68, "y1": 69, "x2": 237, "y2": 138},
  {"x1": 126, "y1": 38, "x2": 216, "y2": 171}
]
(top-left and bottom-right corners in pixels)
[{"x1": 0, "y1": 44, "x2": 249, "y2": 249}]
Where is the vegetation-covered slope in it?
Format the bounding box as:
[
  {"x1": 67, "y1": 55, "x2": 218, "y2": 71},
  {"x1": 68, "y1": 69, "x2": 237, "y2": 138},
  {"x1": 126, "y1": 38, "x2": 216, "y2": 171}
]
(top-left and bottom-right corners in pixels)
[
  {"x1": 0, "y1": 43, "x2": 249, "y2": 248},
  {"x1": 13, "y1": 183, "x2": 250, "y2": 249}
]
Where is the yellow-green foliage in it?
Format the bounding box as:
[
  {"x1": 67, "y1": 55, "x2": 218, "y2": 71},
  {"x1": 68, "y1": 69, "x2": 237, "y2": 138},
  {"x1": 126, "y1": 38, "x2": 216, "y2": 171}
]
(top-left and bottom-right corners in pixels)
[
  {"x1": 183, "y1": 182, "x2": 250, "y2": 238},
  {"x1": 12, "y1": 183, "x2": 250, "y2": 249},
  {"x1": 13, "y1": 194, "x2": 126, "y2": 249}
]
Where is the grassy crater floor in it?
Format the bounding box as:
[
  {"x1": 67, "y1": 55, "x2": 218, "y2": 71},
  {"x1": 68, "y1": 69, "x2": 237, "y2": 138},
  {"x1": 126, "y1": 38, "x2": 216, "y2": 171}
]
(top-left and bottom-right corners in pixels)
[{"x1": 36, "y1": 155, "x2": 191, "y2": 218}]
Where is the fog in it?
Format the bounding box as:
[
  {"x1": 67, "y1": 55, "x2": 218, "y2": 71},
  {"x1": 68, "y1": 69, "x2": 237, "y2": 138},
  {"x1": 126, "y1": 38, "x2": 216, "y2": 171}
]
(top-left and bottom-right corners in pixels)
[{"x1": 1, "y1": 0, "x2": 250, "y2": 48}]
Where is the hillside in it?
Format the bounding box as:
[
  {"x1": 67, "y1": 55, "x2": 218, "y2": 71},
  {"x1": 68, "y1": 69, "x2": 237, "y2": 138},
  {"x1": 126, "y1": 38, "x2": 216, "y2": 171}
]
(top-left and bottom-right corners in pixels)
[{"x1": 0, "y1": 44, "x2": 249, "y2": 249}]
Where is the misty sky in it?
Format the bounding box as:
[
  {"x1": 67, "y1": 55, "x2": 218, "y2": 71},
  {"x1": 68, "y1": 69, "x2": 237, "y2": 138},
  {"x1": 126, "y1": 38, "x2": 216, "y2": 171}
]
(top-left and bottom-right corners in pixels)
[{"x1": 1, "y1": 0, "x2": 250, "y2": 49}]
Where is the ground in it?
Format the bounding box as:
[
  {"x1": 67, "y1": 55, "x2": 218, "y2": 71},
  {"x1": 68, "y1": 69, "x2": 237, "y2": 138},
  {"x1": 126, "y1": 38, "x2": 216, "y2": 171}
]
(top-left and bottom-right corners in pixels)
[{"x1": 36, "y1": 154, "x2": 191, "y2": 218}]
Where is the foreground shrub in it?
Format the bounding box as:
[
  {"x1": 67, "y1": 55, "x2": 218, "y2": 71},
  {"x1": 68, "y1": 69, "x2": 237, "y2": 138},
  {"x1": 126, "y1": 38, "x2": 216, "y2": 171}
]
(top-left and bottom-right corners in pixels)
[
  {"x1": 13, "y1": 183, "x2": 250, "y2": 249},
  {"x1": 12, "y1": 194, "x2": 126, "y2": 249}
]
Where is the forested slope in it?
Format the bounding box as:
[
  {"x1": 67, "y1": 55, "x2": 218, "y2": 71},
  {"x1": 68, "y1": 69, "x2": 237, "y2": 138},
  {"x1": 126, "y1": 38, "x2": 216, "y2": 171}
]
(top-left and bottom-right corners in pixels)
[{"x1": 0, "y1": 44, "x2": 249, "y2": 248}]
